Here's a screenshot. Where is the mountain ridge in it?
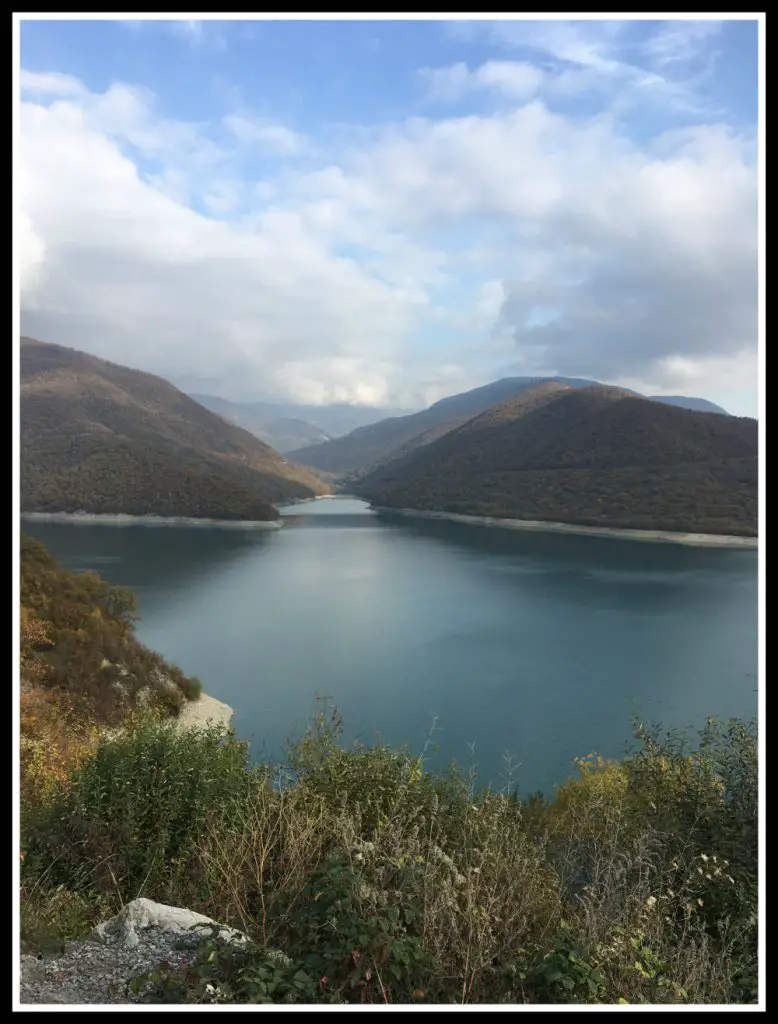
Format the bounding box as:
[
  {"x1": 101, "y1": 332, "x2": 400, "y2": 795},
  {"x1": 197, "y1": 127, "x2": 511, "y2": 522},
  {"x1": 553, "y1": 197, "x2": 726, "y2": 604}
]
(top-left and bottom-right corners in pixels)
[
  {"x1": 354, "y1": 383, "x2": 756, "y2": 537},
  {"x1": 20, "y1": 337, "x2": 330, "y2": 520},
  {"x1": 288, "y1": 376, "x2": 730, "y2": 478}
]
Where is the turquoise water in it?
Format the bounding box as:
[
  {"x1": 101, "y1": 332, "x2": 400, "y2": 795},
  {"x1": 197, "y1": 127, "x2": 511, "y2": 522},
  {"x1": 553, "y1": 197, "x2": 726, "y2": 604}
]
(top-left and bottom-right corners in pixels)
[{"x1": 23, "y1": 497, "x2": 758, "y2": 795}]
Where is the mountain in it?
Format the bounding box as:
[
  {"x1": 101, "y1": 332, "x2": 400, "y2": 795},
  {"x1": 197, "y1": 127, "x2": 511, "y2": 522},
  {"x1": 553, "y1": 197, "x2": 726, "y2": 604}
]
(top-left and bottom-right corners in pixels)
[
  {"x1": 246, "y1": 400, "x2": 414, "y2": 438},
  {"x1": 190, "y1": 395, "x2": 411, "y2": 452},
  {"x1": 286, "y1": 376, "x2": 622, "y2": 477},
  {"x1": 354, "y1": 383, "x2": 757, "y2": 536},
  {"x1": 650, "y1": 396, "x2": 729, "y2": 415},
  {"x1": 20, "y1": 338, "x2": 329, "y2": 520},
  {"x1": 287, "y1": 376, "x2": 729, "y2": 479},
  {"x1": 285, "y1": 377, "x2": 584, "y2": 476},
  {"x1": 190, "y1": 394, "x2": 332, "y2": 453}
]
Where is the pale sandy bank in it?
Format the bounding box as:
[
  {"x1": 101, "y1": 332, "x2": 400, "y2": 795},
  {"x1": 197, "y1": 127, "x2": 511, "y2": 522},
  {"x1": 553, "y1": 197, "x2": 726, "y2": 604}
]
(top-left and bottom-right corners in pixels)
[
  {"x1": 175, "y1": 693, "x2": 235, "y2": 731},
  {"x1": 373, "y1": 508, "x2": 758, "y2": 549},
  {"x1": 21, "y1": 512, "x2": 283, "y2": 530}
]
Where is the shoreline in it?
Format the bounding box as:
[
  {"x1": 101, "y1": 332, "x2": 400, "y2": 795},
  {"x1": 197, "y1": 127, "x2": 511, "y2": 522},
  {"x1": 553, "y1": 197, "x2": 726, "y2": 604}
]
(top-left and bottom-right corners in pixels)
[
  {"x1": 278, "y1": 494, "x2": 340, "y2": 508},
  {"x1": 21, "y1": 512, "x2": 284, "y2": 530},
  {"x1": 175, "y1": 692, "x2": 235, "y2": 732},
  {"x1": 372, "y1": 507, "x2": 758, "y2": 549}
]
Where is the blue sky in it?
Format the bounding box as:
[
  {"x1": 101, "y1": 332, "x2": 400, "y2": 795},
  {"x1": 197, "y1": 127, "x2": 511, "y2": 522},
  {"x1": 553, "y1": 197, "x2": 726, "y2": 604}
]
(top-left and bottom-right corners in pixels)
[{"x1": 18, "y1": 17, "x2": 759, "y2": 414}]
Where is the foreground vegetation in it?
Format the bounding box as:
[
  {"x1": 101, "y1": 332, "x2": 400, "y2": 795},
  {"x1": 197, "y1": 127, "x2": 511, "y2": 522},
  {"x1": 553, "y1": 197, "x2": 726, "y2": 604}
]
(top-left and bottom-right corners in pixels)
[
  {"x1": 18, "y1": 538, "x2": 758, "y2": 1004},
  {"x1": 20, "y1": 706, "x2": 757, "y2": 1005},
  {"x1": 20, "y1": 535, "x2": 203, "y2": 805}
]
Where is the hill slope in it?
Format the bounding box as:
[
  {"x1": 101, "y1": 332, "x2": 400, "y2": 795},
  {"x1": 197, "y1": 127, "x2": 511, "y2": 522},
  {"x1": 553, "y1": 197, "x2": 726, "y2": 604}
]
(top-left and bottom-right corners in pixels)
[
  {"x1": 288, "y1": 376, "x2": 730, "y2": 478},
  {"x1": 287, "y1": 377, "x2": 594, "y2": 476},
  {"x1": 20, "y1": 338, "x2": 329, "y2": 520},
  {"x1": 355, "y1": 384, "x2": 757, "y2": 536},
  {"x1": 20, "y1": 534, "x2": 198, "y2": 724},
  {"x1": 190, "y1": 395, "x2": 413, "y2": 453},
  {"x1": 189, "y1": 394, "x2": 332, "y2": 453},
  {"x1": 649, "y1": 395, "x2": 729, "y2": 415}
]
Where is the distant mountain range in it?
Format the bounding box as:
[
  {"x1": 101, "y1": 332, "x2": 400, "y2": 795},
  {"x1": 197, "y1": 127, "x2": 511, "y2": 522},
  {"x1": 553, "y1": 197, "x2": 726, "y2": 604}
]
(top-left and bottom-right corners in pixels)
[
  {"x1": 19, "y1": 338, "x2": 746, "y2": 534},
  {"x1": 20, "y1": 338, "x2": 330, "y2": 520},
  {"x1": 190, "y1": 394, "x2": 411, "y2": 454},
  {"x1": 354, "y1": 382, "x2": 756, "y2": 537},
  {"x1": 286, "y1": 376, "x2": 730, "y2": 478}
]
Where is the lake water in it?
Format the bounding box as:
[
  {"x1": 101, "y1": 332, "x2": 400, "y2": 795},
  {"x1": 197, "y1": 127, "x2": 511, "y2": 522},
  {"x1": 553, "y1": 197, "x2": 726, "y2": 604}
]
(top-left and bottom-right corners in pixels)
[{"x1": 22, "y1": 497, "x2": 758, "y2": 796}]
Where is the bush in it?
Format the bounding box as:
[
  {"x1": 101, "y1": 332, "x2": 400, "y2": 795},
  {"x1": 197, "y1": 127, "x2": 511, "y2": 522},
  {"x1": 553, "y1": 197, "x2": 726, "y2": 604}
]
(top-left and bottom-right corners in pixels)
[
  {"x1": 20, "y1": 709, "x2": 759, "y2": 1005},
  {"x1": 20, "y1": 535, "x2": 201, "y2": 723},
  {"x1": 21, "y1": 719, "x2": 255, "y2": 911},
  {"x1": 20, "y1": 687, "x2": 100, "y2": 806}
]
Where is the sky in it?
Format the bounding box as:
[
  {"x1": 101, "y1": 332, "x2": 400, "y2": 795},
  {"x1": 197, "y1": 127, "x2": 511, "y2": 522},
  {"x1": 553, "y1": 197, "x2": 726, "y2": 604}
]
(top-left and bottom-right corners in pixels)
[{"x1": 17, "y1": 16, "x2": 760, "y2": 415}]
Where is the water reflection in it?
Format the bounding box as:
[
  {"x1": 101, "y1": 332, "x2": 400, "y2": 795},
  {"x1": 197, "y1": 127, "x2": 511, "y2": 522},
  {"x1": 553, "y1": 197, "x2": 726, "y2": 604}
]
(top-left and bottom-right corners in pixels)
[{"x1": 21, "y1": 502, "x2": 757, "y2": 795}]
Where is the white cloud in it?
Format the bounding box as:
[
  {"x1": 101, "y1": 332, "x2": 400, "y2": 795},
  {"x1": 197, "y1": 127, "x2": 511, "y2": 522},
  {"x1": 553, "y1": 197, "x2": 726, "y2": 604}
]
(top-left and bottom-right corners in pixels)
[
  {"x1": 422, "y1": 60, "x2": 544, "y2": 103},
  {"x1": 17, "y1": 63, "x2": 757, "y2": 413},
  {"x1": 20, "y1": 70, "x2": 86, "y2": 98},
  {"x1": 223, "y1": 114, "x2": 304, "y2": 156},
  {"x1": 293, "y1": 102, "x2": 755, "y2": 395},
  {"x1": 120, "y1": 18, "x2": 227, "y2": 50},
  {"x1": 641, "y1": 20, "x2": 722, "y2": 67},
  {"x1": 18, "y1": 82, "x2": 417, "y2": 404},
  {"x1": 16, "y1": 211, "x2": 46, "y2": 297},
  {"x1": 448, "y1": 19, "x2": 722, "y2": 117}
]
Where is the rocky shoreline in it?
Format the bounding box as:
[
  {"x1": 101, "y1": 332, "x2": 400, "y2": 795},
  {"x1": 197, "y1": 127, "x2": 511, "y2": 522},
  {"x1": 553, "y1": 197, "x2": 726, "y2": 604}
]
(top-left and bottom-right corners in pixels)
[
  {"x1": 373, "y1": 507, "x2": 758, "y2": 549},
  {"x1": 21, "y1": 512, "x2": 283, "y2": 530},
  {"x1": 175, "y1": 692, "x2": 235, "y2": 731}
]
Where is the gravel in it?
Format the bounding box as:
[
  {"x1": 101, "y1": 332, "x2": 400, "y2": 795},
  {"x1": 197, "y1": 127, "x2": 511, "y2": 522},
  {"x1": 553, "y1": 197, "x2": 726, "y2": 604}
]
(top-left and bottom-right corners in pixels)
[{"x1": 19, "y1": 932, "x2": 199, "y2": 1005}]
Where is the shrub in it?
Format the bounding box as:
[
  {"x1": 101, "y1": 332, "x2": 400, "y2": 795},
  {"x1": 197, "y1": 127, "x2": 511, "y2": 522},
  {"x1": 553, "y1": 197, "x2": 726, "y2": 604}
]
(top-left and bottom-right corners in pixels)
[
  {"x1": 20, "y1": 687, "x2": 100, "y2": 806},
  {"x1": 20, "y1": 709, "x2": 758, "y2": 1005},
  {"x1": 21, "y1": 720, "x2": 255, "y2": 910}
]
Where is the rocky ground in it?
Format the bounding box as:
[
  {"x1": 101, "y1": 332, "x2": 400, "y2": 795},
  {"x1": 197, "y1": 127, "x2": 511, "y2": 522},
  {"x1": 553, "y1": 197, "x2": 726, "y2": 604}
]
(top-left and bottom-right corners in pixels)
[{"x1": 18, "y1": 899, "x2": 245, "y2": 1005}]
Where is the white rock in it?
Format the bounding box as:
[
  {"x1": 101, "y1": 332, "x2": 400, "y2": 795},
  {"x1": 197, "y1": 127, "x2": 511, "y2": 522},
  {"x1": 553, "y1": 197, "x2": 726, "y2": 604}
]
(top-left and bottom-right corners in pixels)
[
  {"x1": 91, "y1": 898, "x2": 247, "y2": 949},
  {"x1": 175, "y1": 693, "x2": 234, "y2": 732}
]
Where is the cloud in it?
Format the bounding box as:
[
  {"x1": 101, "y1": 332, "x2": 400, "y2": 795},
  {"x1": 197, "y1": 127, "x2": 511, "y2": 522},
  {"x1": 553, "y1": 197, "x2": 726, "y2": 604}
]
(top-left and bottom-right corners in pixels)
[
  {"x1": 17, "y1": 57, "x2": 757, "y2": 412},
  {"x1": 640, "y1": 20, "x2": 722, "y2": 67},
  {"x1": 19, "y1": 70, "x2": 86, "y2": 98},
  {"x1": 16, "y1": 211, "x2": 46, "y2": 296},
  {"x1": 18, "y1": 81, "x2": 418, "y2": 405},
  {"x1": 446, "y1": 19, "x2": 723, "y2": 117},
  {"x1": 292, "y1": 104, "x2": 756, "y2": 391},
  {"x1": 119, "y1": 18, "x2": 227, "y2": 50},
  {"x1": 223, "y1": 114, "x2": 304, "y2": 156},
  {"x1": 421, "y1": 61, "x2": 544, "y2": 103},
  {"x1": 171, "y1": 19, "x2": 228, "y2": 51}
]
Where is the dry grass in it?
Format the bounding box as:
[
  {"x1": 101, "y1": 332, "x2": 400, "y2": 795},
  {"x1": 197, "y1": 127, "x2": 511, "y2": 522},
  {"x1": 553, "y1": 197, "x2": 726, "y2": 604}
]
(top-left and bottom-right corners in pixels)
[{"x1": 19, "y1": 707, "x2": 757, "y2": 1004}]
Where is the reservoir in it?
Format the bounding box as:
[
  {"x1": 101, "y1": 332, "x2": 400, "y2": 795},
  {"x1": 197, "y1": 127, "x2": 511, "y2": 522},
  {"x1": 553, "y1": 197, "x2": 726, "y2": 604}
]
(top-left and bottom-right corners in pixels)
[{"x1": 22, "y1": 497, "x2": 758, "y2": 795}]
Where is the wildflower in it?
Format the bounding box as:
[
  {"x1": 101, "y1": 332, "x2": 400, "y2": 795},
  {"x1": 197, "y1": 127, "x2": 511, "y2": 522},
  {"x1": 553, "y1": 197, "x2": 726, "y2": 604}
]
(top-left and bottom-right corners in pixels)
[
  {"x1": 645, "y1": 896, "x2": 657, "y2": 909},
  {"x1": 700, "y1": 853, "x2": 709, "y2": 863},
  {"x1": 697, "y1": 899, "x2": 704, "y2": 907}
]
